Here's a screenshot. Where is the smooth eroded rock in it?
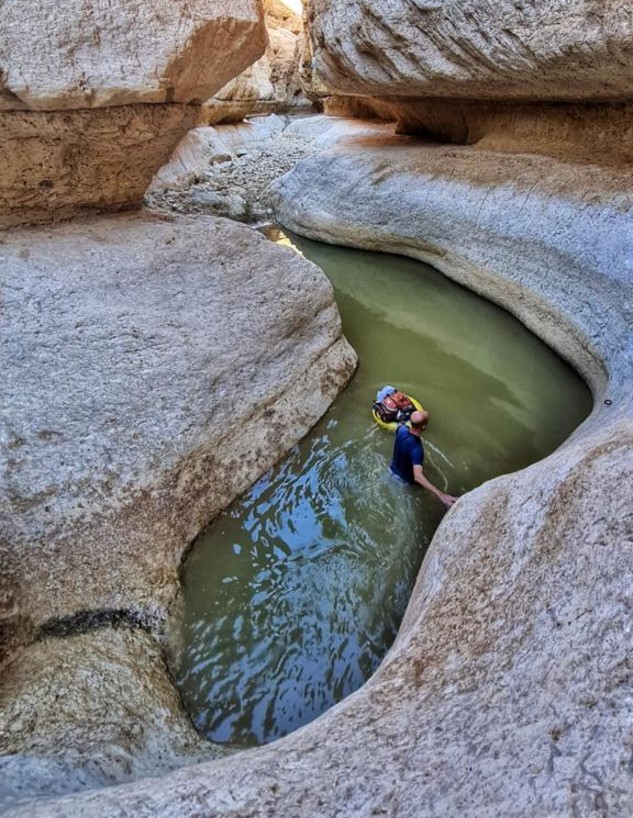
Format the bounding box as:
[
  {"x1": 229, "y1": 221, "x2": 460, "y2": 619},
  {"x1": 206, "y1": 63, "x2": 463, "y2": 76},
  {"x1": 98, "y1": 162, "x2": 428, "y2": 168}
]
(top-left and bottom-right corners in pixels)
[
  {"x1": 0, "y1": 0, "x2": 266, "y2": 110},
  {"x1": 0, "y1": 105, "x2": 199, "y2": 229},
  {"x1": 4, "y1": 120, "x2": 631, "y2": 818},
  {"x1": 0, "y1": 211, "x2": 357, "y2": 645},
  {"x1": 307, "y1": 0, "x2": 633, "y2": 102},
  {"x1": 0, "y1": 628, "x2": 220, "y2": 805}
]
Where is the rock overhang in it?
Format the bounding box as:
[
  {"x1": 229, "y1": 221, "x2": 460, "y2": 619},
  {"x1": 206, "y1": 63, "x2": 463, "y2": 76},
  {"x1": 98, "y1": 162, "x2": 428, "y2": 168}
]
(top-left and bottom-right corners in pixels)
[
  {"x1": 0, "y1": 0, "x2": 267, "y2": 110},
  {"x1": 307, "y1": 0, "x2": 633, "y2": 103}
]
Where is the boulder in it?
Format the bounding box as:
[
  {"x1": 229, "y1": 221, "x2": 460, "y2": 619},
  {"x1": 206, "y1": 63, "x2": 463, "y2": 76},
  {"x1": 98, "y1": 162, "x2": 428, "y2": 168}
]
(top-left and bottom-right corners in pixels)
[
  {"x1": 0, "y1": 0, "x2": 267, "y2": 226},
  {"x1": 307, "y1": 0, "x2": 633, "y2": 102},
  {"x1": 0, "y1": 0, "x2": 266, "y2": 110},
  {"x1": 0, "y1": 212, "x2": 357, "y2": 645},
  {"x1": 0, "y1": 628, "x2": 222, "y2": 804}
]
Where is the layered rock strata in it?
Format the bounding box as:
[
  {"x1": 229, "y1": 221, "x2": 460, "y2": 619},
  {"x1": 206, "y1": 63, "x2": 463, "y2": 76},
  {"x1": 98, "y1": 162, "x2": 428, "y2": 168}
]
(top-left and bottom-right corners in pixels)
[
  {"x1": 0, "y1": 211, "x2": 357, "y2": 802},
  {"x1": 0, "y1": 0, "x2": 267, "y2": 227},
  {"x1": 10, "y1": 119, "x2": 631, "y2": 817}
]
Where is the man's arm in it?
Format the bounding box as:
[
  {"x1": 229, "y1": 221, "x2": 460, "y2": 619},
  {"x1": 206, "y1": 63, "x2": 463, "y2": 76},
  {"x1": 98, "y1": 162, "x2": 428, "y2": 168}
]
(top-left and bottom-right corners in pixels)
[{"x1": 412, "y1": 464, "x2": 457, "y2": 507}]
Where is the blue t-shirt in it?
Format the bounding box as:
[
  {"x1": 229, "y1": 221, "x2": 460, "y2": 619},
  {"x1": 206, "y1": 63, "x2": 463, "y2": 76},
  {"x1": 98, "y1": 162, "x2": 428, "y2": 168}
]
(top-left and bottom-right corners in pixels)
[{"x1": 390, "y1": 424, "x2": 424, "y2": 484}]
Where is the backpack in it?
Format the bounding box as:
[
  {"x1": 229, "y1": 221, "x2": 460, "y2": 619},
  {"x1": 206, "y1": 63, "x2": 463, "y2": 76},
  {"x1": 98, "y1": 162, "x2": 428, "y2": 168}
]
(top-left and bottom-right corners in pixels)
[{"x1": 372, "y1": 390, "x2": 415, "y2": 424}]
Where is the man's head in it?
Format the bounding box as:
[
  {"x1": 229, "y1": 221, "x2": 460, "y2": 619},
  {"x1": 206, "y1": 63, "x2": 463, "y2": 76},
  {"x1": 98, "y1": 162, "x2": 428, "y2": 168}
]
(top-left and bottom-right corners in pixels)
[{"x1": 410, "y1": 409, "x2": 429, "y2": 432}]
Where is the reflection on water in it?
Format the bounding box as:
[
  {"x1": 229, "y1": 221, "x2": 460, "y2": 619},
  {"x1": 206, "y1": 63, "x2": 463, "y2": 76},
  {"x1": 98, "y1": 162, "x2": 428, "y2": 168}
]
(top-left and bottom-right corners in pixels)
[
  {"x1": 178, "y1": 429, "x2": 432, "y2": 745},
  {"x1": 172, "y1": 227, "x2": 592, "y2": 746}
]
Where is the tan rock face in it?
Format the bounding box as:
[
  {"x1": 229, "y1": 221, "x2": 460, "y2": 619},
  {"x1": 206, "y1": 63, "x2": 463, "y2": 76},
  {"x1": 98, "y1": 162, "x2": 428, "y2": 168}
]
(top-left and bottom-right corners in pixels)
[
  {"x1": 307, "y1": 0, "x2": 633, "y2": 102},
  {"x1": 0, "y1": 0, "x2": 266, "y2": 110},
  {"x1": 202, "y1": 0, "x2": 312, "y2": 124},
  {"x1": 0, "y1": 0, "x2": 267, "y2": 226},
  {"x1": 322, "y1": 98, "x2": 633, "y2": 167},
  {"x1": 0, "y1": 105, "x2": 199, "y2": 229}
]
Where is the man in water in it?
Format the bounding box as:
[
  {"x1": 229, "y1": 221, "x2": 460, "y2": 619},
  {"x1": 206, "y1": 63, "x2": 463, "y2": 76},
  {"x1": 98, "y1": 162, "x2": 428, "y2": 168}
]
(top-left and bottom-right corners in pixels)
[{"x1": 390, "y1": 410, "x2": 457, "y2": 507}]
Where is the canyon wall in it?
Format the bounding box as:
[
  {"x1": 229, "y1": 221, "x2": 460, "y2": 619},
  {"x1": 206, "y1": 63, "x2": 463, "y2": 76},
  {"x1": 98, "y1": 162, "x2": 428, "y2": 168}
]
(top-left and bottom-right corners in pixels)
[
  {"x1": 2, "y1": 0, "x2": 632, "y2": 816},
  {"x1": 0, "y1": 0, "x2": 358, "y2": 806},
  {"x1": 201, "y1": 0, "x2": 313, "y2": 124},
  {"x1": 0, "y1": 212, "x2": 357, "y2": 803},
  {"x1": 307, "y1": 0, "x2": 633, "y2": 103},
  {"x1": 0, "y1": 0, "x2": 267, "y2": 227}
]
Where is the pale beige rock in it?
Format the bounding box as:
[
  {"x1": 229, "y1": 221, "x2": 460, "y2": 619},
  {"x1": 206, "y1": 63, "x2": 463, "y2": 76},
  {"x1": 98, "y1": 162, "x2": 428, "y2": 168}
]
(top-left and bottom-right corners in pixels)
[
  {"x1": 0, "y1": 0, "x2": 266, "y2": 110},
  {"x1": 147, "y1": 114, "x2": 394, "y2": 198},
  {"x1": 8, "y1": 119, "x2": 631, "y2": 818},
  {"x1": 148, "y1": 116, "x2": 289, "y2": 192},
  {"x1": 0, "y1": 105, "x2": 198, "y2": 229},
  {"x1": 308, "y1": 0, "x2": 633, "y2": 102},
  {"x1": 322, "y1": 98, "x2": 633, "y2": 166},
  {"x1": 0, "y1": 629, "x2": 222, "y2": 804},
  {"x1": 0, "y1": 212, "x2": 357, "y2": 645},
  {"x1": 201, "y1": 0, "x2": 312, "y2": 124}
]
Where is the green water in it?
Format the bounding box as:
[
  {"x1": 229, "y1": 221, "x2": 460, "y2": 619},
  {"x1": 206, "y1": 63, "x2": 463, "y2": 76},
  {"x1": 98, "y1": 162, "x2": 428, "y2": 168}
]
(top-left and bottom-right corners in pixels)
[{"x1": 172, "y1": 228, "x2": 591, "y2": 746}]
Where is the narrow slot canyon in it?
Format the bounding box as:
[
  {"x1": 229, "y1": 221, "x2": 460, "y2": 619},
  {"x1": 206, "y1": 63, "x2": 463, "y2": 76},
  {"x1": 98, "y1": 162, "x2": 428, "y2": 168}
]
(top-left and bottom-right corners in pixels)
[{"x1": 1, "y1": 1, "x2": 631, "y2": 816}]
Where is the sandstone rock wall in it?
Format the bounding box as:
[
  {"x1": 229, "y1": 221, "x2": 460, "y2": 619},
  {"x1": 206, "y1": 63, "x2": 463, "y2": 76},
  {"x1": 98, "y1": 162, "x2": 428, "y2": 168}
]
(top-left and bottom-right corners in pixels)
[
  {"x1": 2, "y1": 0, "x2": 632, "y2": 814},
  {"x1": 0, "y1": 212, "x2": 357, "y2": 799},
  {"x1": 322, "y1": 97, "x2": 633, "y2": 167},
  {"x1": 307, "y1": 0, "x2": 633, "y2": 102},
  {"x1": 8, "y1": 113, "x2": 630, "y2": 818},
  {"x1": 201, "y1": 0, "x2": 313, "y2": 125},
  {"x1": 0, "y1": 0, "x2": 267, "y2": 227}
]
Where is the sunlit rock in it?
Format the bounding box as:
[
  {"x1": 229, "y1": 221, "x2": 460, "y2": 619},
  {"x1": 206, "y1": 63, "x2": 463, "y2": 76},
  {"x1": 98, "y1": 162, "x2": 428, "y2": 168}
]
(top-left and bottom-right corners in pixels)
[
  {"x1": 308, "y1": 0, "x2": 633, "y2": 102},
  {"x1": 1, "y1": 211, "x2": 356, "y2": 641},
  {"x1": 0, "y1": 0, "x2": 266, "y2": 110},
  {"x1": 0, "y1": 0, "x2": 267, "y2": 226},
  {"x1": 201, "y1": 0, "x2": 312, "y2": 124}
]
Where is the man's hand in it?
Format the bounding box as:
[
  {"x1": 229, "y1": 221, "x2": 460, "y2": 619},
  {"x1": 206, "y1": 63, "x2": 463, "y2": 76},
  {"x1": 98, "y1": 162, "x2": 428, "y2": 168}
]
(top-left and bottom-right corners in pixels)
[{"x1": 413, "y1": 465, "x2": 458, "y2": 507}]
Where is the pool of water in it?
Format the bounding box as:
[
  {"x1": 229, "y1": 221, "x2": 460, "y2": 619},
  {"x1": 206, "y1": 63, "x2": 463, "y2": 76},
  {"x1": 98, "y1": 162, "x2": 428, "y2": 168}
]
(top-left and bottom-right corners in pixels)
[{"x1": 171, "y1": 228, "x2": 592, "y2": 746}]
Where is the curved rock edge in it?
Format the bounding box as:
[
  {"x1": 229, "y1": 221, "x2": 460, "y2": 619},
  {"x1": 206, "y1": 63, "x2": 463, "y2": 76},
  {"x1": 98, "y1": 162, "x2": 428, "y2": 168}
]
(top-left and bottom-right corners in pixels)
[{"x1": 5, "y1": 134, "x2": 633, "y2": 816}]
